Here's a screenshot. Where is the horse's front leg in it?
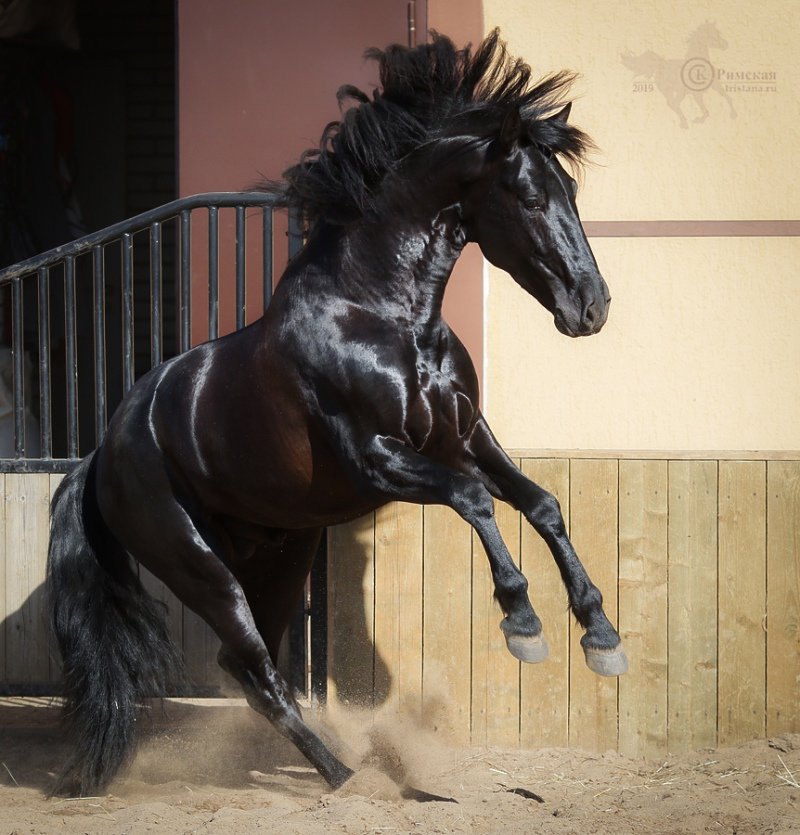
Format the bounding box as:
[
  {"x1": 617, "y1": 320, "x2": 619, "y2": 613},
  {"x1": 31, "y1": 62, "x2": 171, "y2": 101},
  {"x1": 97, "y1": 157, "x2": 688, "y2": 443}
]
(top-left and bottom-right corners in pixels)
[
  {"x1": 468, "y1": 419, "x2": 628, "y2": 677},
  {"x1": 359, "y1": 435, "x2": 548, "y2": 664}
]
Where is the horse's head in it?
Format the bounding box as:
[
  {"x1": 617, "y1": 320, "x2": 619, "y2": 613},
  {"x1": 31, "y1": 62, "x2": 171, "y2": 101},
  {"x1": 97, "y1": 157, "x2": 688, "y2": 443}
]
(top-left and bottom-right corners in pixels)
[
  {"x1": 276, "y1": 29, "x2": 610, "y2": 339},
  {"x1": 461, "y1": 105, "x2": 610, "y2": 337},
  {"x1": 690, "y1": 21, "x2": 728, "y2": 52}
]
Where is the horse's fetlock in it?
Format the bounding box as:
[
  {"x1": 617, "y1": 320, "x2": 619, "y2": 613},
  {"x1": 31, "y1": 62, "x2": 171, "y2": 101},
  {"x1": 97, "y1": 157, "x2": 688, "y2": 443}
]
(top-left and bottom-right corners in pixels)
[
  {"x1": 494, "y1": 572, "x2": 531, "y2": 620},
  {"x1": 507, "y1": 572, "x2": 528, "y2": 597},
  {"x1": 583, "y1": 584, "x2": 603, "y2": 610}
]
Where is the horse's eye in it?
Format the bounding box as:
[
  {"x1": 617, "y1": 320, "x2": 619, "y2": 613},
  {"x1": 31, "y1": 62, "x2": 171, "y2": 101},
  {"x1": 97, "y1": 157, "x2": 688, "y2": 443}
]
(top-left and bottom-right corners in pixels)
[{"x1": 522, "y1": 197, "x2": 544, "y2": 212}]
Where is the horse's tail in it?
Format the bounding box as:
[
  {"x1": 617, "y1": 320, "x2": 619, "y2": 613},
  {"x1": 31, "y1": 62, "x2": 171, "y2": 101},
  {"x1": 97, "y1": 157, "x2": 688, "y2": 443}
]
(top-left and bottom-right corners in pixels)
[{"x1": 46, "y1": 451, "x2": 182, "y2": 796}]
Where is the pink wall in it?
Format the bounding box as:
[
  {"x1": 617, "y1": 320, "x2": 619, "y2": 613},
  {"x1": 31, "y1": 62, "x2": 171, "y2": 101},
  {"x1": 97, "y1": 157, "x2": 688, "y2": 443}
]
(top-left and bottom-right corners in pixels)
[
  {"x1": 177, "y1": 0, "x2": 484, "y2": 382},
  {"x1": 428, "y1": 0, "x2": 483, "y2": 383},
  {"x1": 178, "y1": 1, "x2": 422, "y2": 194}
]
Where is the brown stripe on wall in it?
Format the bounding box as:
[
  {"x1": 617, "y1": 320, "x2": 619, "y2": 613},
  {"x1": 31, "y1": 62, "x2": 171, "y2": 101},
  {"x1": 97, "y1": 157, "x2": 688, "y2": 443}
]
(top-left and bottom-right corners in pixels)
[{"x1": 585, "y1": 220, "x2": 800, "y2": 238}]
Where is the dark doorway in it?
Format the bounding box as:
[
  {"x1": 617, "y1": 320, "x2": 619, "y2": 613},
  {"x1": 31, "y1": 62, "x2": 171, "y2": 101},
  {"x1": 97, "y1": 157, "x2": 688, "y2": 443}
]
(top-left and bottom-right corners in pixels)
[{"x1": 1, "y1": 0, "x2": 177, "y2": 456}]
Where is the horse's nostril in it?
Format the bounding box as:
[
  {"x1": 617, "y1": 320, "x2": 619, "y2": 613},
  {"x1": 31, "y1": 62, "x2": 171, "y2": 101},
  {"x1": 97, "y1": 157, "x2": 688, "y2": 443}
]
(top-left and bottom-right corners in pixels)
[{"x1": 579, "y1": 296, "x2": 609, "y2": 334}]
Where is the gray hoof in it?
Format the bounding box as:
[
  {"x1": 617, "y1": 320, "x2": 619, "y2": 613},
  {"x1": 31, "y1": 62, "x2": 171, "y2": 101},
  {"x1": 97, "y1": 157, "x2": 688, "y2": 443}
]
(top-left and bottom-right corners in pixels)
[
  {"x1": 584, "y1": 644, "x2": 628, "y2": 676},
  {"x1": 502, "y1": 628, "x2": 549, "y2": 663}
]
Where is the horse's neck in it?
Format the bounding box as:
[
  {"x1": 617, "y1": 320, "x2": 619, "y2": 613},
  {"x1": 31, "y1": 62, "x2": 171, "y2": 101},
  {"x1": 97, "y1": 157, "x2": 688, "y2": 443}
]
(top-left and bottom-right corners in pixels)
[
  {"x1": 343, "y1": 135, "x2": 480, "y2": 326},
  {"x1": 686, "y1": 30, "x2": 709, "y2": 58},
  {"x1": 347, "y1": 213, "x2": 462, "y2": 330}
]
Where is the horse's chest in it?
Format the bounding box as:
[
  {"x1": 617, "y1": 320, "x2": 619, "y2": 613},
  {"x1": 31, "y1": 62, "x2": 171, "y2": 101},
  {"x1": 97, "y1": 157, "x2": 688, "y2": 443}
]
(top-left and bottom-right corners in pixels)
[{"x1": 406, "y1": 370, "x2": 475, "y2": 452}]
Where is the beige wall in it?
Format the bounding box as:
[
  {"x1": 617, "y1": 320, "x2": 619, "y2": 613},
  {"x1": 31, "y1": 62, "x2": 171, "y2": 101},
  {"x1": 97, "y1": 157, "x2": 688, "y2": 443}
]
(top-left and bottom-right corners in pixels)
[{"x1": 480, "y1": 0, "x2": 799, "y2": 450}]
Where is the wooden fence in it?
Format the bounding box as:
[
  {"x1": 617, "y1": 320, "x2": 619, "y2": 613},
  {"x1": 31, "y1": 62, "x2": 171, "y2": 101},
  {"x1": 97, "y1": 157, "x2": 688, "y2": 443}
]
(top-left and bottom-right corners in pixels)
[
  {"x1": 0, "y1": 473, "x2": 225, "y2": 695},
  {"x1": 327, "y1": 453, "x2": 800, "y2": 757},
  {"x1": 2, "y1": 453, "x2": 799, "y2": 757}
]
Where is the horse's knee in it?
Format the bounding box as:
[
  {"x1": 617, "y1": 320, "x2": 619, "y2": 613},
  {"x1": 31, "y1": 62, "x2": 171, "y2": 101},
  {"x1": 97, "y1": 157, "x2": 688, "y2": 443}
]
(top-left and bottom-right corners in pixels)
[
  {"x1": 451, "y1": 478, "x2": 494, "y2": 524},
  {"x1": 528, "y1": 491, "x2": 566, "y2": 536}
]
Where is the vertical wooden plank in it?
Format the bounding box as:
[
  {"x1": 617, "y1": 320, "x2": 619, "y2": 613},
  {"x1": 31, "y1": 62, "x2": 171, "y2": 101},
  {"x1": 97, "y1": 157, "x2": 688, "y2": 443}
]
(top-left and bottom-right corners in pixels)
[
  {"x1": 470, "y1": 512, "x2": 488, "y2": 748},
  {"x1": 182, "y1": 606, "x2": 224, "y2": 692},
  {"x1": 327, "y1": 513, "x2": 376, "y2": 708},
  {"x1": 568, "y1": 458, "x2": 619, "y2": 751},
  {"x1": 423, "y1": 504, "x2": 472, "y2": 744},
  {"x1": 471, "y1": 489, "x2": 520, "y2": 747},
  {"x1": 373, "y1": 502, "x2": 424, "y2": 718},
  {"x1": 718, "y1": 461, "x2": 766, "y2": 744},
  {"x1": 4, "y1": 474, "x2": 50, "y2": 686},
  {"x1": 48, "y1": 474, "x2": 64, "y2": 684},
  {"x1": 0, "y1": 473, "x2": 5, "y2": 684},
  {"x1": 618, "y1": 460, "x2": 668, "y2": 758},
  {"x1": 668, "y1": 460, "x2": 718, "y2": 752},
  {"x1": 470, "y1": 515, "x2": 491, "y2": 747},
  {"x1": 767, "y1": 460, "x2": 800, "y2": 734},
  {"x1": 519, "y1": 457, "x2": 570, "y2": 748}
]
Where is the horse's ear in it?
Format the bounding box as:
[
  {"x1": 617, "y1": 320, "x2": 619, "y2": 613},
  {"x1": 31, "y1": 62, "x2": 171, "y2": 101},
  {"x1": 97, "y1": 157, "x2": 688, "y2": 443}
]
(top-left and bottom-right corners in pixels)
[
  {"x1": 498, "y1": 106, "x2": 523, "y2": 153},
  {"x1": 549, "y1": 102, "x2": 572, "y2": 124}
]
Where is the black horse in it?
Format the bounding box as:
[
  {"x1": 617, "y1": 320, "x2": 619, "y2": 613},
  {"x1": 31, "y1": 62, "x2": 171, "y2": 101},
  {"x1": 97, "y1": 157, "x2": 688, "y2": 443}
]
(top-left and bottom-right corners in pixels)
[{"x1": 47, "y1": 30, "x2": 627, "y2": 798}]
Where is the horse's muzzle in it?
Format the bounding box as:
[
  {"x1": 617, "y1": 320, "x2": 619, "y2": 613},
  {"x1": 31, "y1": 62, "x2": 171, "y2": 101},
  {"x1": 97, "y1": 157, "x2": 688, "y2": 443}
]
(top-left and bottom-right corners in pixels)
[{"x1": 554, "y1": 293, "x2": 611, "y2": 337}]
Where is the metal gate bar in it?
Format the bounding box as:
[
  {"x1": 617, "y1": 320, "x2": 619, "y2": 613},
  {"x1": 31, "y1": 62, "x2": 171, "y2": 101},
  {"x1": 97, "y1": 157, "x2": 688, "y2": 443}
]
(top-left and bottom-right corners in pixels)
[{"x1": 0, "y1": 191, "x2": 287, "y2": 473}]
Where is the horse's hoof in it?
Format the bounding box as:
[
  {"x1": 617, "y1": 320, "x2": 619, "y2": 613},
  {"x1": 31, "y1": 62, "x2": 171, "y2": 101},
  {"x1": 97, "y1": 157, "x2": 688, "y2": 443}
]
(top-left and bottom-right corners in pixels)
[
  {"x1": 583, "y1": 644, "x2": 628, "y2": 676},
  {"x1": 502, "y1": 628, "x2": 549, "y2": 663},
  {"x1": 401, "y1": 785, "x2": 458, "y2": 803}
]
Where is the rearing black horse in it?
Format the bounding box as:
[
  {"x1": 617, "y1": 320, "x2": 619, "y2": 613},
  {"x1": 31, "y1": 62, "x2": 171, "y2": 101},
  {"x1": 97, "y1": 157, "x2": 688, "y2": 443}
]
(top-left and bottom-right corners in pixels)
[{"x1": 47, "y1": 30, "x2": 627, "y2": 798}]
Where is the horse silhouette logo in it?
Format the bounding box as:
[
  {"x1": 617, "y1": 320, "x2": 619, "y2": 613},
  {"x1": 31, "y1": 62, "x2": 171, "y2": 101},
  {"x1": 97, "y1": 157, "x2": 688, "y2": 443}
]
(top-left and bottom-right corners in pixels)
[{"x1": 622, "y1": 22, "x2": 737, "y2": 128}]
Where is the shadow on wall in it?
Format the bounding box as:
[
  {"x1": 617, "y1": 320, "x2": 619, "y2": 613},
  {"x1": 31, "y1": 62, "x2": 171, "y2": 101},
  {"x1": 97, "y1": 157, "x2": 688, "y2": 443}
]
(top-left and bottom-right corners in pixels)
[
  {"x1": 0, "y1": 579, "x2": 227, "y2": 698},
  {"x1": 327, "y1": 514, "x2": 394, "y2": 711},
  {"x1": 0, "y1": 551, "x2": 393, "y2": 708},
  {"x1": 0, "y1": 581, "x2": 57, "y2": 695},
  {"x1": 326, "y1": 507, "x2": 477, "y2": 744}
]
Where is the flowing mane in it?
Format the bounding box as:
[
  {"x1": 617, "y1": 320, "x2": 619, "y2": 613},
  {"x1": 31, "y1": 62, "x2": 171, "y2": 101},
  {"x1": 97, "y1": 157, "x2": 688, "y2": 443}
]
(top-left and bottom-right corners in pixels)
[{"x1": 268, "y1": 29, "x2": 592, "y2": 225}]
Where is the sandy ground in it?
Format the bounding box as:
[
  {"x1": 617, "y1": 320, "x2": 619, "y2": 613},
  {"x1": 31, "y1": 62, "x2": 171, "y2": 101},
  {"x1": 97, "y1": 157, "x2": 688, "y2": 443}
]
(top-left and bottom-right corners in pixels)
[{"x1": 1, "y1": 698, "x2": 798, "y2": 835}]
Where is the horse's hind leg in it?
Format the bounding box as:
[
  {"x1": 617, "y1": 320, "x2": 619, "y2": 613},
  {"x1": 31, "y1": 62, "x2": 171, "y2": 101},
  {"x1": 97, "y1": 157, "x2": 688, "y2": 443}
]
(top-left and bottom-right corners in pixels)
[
  {"x1": 235, "y1": 528, "x2": 322, "y2": 664},
  {"x1": 232, "y1": 529, "x2": 456, "y2": 804},
  {"x1": 122, "y1": 514, "x2": 352, "y2": 789}
]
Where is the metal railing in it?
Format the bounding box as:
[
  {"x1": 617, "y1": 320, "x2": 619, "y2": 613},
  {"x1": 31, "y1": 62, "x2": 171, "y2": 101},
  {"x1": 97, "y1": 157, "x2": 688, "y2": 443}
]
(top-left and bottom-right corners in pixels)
[
  {"x1": 0, "y1": 191, "x2": 302, "y2": 473},
  {"x1": 0, "y1": 192, "x2": 317, "y2": 698}
]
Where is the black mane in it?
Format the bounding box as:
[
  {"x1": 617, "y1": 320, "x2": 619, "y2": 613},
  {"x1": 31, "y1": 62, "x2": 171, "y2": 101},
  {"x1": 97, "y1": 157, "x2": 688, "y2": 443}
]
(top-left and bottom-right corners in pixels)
[{"x1": 268, "y1": 29, "x2": 591, "y2": 225}]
